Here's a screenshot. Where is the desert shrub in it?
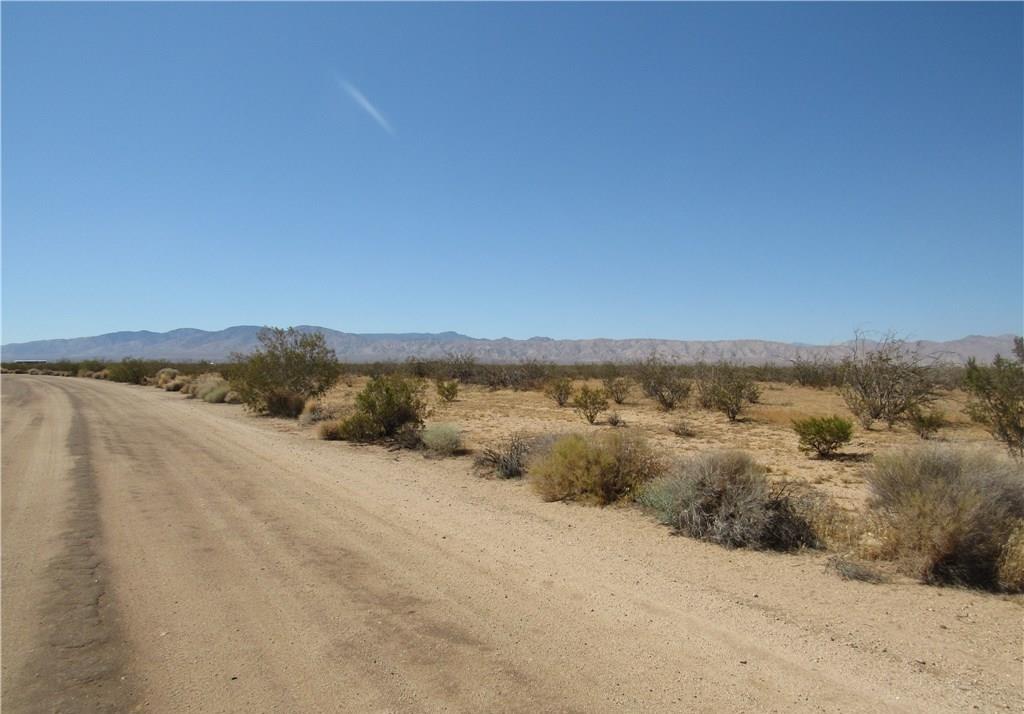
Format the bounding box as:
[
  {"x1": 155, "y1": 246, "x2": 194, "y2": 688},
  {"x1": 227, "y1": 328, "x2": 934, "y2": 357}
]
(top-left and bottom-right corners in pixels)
[
  {"x1": 202, "y1": 383, "x2": 231, "y2": 404},
  {"x1": 840, "y1": 333, "x2": 936, "y2": 429},
  {"x1": 825, "y1": 555, "x2": 888, "y2": 584},
  {"x1": 164, "y1": 377, "x2": 189, "y2": 392},
  {"x1": 906, "y1": 408, "x2": 946, "y2": 440},
  {"x1": 229, "y1": 327, "x2": 341, "y2": 416},
  {"x1": 475, "y1": 433, "x2": 531, "y2": 479},
  {"x1": 439, "y1": 352, "x2": 478, "y2": 382},
  {"x1": 964, "y1": 337, "x2": 1024, "y2": 456},
  {"x1": 422, "y1": 423, "x2": 462, "y2": 456},
  {"x1": 602, "y1": 376, "x2": 632, "y2": 405},
  {"x1": 636, "y1": 354, "x2": 690, "y2": 411},
  {"x1": 606, "y1": 412, "x2": 624, "y2": 427},
  {"x1": 155, "y1": 367, "x2": 179, "y2": 388},
  {"x1": 792, "y1": 416, "x2": 853, "y2": 458},
  {"x1": 319, "y1": 420, "x2": 345, "y2": 441},
  {"x1": 223, "y1": 391, "x2": 242, "y2": 404},
  {"x1": 790, "y1": 356, "x2": 843, "y2": 389},
  {"x1": 639, "y1": 450, "x2": 817, "y2": 550},
  {"x1": 187, "y1": 373, "x2": 227, "y2": 400},
  {"x1": 299, "y1": 399, "x2": 341, "y2": 426},
  {"x1": 573, "y1": 386, "x2": 608, "y2": 424},
  {"x1": 695, "y1": 362, "x2": 758, "y2": 421},
  {"x1": 334, "y1": 374, "x2": 427, "y2": 443},
  {"x1": 108, "y1": 358, "x2": 164, "y2": 385},
  {"x1": 436, "y1": 379, "x2": 459, "y2": 403},
  {"x1": 332, "y1": 412, "x2": 381, "y2": 442},
  {"x1": 506, "y1": 359, "x2": 552, "y2": 391},
  {"x1": 545, "y1": 377, "x2": 574, "y2": 407},
  {"x1": 863, "y1": 446, "x2": 1024, "y2": 590},
  {"x1": 998, "y1": 522, "x2": 1024, "y2": 592},
  {"x1": 530, "y1": 431, "x2": 664, "y2": 505}
]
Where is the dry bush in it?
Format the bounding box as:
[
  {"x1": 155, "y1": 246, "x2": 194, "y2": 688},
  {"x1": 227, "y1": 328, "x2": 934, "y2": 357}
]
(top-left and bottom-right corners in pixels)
[
  {"x1": 319, "y1": 420, "x2": 345, "y2": 441},
  {"x1": 299, "y1": 399, "x2": 342, "y2": 427},
  {"x1": 435, "y1": 379, "x2": 459, "y2": 403},
  {"x1": 694, "y1": 362, "x2": 759, "y2": 421},
  {"x1": 964, "y1": 337, "x2": 1024, "y2": 456},
  {"x1": 264, "y1": 391, "x2": 306, "y2": 417},
  {"x1": 164, "y1": 376, "x2": 190, "y2": 392},
  {"x1": 997, "y1": 521, "x2": 1024, "y2": 592},
  {"x1": 864, "y1": 446, "x2": 1024, "y2": 590},
  {"x1": 223, "y1": 390, "x2": 242, "y2": 404},
  {"x1": 572, "y1": 386, "x2": 608, "y2": 424},
  {"x1": 669, "y1": 419, "x2": 697, "y2": 438},
  {"x1": 606, "y1": 412, "x2": 624, "y2": 427},
  {"x1": 840, "y1": 333, "x2": 936, "y2": 429},
  {"x1": 545, "y1": 377, "x2": 574, "y2": 407},
  {"x1": 155, "y1": 367, "x2": 179, "y2": 388},
  {"x1": 530, "y1": 431, "x2": 664, "y2": 505},
  {"x1": 475, "y1": 433, "x2": 531, "y2": 479},
  {"x1": 792, "y1": 415, "x2": 853, "y2": 458},
  {"x1": 602, "y1": 376, "x2": 632, "y2": 405},
  {"x1": 636, "y1": 354, "x2": 690, "y2": 411},
  {"x1": 202, "y1": 383, "x2": 231, "y2": 404},
  {"x1": 639, "y1": 450, "x2": 818, "y2": 550},
  {"x1": 906, "y1": 408, "x2": 946, "y2": 440},
  {"x1": 421, "y1": 423, "x2": 463, "y2": 456}
]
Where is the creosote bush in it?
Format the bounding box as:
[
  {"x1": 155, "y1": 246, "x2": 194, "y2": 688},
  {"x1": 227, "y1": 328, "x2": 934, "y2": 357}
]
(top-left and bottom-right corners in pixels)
[
  {"x1": 334, "y1": 374, "x2": 427, "y2": 443},
  {"x1": 695, "y1": 362, "x2": 759, "y2": 421},
  {"x1": 840, "y1": 333, "x2": 936, "y2": 429},
  {"x1": 639, "y1": 450, "x2": 818, "y2": 550},
  {"x1": 602, "y1": 376, "x2": 632, "y2": 405},
  {"x1": 573, "y1": 386, "x2": 609, "y2": 424},
  {"x1": 636, "y1": 354, "x2": 690, "y2": 411},
  {"x1": 435, "y1": 379, "x2": 459, "y2": 403},
  {"x1": 229, "y1": 327, "x2": 341, "y2": 417},
  {"x1": 421, "y1": 423, "x2": 463, "y2": 456},
  {"x1": 475, "y1": 433, "x2": 531, "y2": 479},
  {"x1": 964, "y1": 337, "x2": 1024, "y2": 456},
  {"x1": 792, "y1": 416, "x2": 853, "y2": 458},
  {"x1": 545, "y1": 377, "x2": 574, "y2": 407},
  {"x1": 863, "y1": 446, "x2": 1024, "y2": 590},
  {"x1": 906, "y1": 408, "x2": 946, "y2": 440},
  {"x1": 530, "y1": 430, "x2": 664, "y2": 505}
]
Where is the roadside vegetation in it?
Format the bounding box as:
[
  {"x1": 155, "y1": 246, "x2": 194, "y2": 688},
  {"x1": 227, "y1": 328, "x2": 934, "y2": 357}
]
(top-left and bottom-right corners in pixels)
[{"x1": 9, "y1": 329, "x2": 1024, "y2": 594}]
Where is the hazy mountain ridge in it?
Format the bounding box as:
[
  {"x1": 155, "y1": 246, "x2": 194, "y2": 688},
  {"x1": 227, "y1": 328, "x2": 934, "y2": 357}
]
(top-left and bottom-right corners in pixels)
[{"x1": 2, "y1": 327, "x2": 1017, "y2": 365}]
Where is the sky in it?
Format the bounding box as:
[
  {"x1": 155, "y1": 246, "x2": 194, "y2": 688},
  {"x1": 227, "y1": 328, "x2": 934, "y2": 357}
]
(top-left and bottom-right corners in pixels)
[{"x1": 2, "y1": 2, "x2": 1021, "y2": 345}]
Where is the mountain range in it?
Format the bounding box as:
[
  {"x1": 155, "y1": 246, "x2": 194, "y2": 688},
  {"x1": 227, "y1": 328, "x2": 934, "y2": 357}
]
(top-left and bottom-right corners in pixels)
[{"x1": 1, "y1": 326, "x2": 1018, "y2": 365}]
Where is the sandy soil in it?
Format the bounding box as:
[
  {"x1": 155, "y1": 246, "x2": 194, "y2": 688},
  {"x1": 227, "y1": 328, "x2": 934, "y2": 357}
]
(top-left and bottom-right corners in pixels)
[{"x1": 2, "y1": 374, "x2": 1021, "y2": 712}]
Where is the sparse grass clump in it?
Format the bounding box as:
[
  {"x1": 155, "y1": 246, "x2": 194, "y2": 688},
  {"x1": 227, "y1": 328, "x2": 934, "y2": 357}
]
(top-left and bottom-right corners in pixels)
[
  {"x1": 421, "y1": 423, "x2": 463, "y2": 456},
  {"x1": 333, "y1": 374, "x2": 427, "y2": 444},
  {"x1": 530, "y1": 430, "x2": 664, "y2": 505},
  {"x1": 545, "y1": 377, "x2": 574, "y2": 407},
  {"x1": 573, "y1": 386, "x2": 608, "y2": 424},
  {"x1": 639, "y1": 450, "x2": 817, "y2": 550},
  {"x1": 863, "y1": 446, "x2": 1024, "y2": 590},
  {"x1": 792, "y1": 415, "x2": 853, "y2": 458},
  {"x1": 669, "y1": 419, "x2": 697, "y2": 438},
  {"x1": 475, "y1": 433, "x2": 531, "y2": 479}
]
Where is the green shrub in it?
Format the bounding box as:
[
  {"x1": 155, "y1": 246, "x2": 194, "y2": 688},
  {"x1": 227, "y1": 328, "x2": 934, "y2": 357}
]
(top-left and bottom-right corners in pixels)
[
  {"x1": 422, "y1": 423, "x2": 462, "y2": 456},
  {"x1": 530, "y1": 431, "x2": 664, "y2": 505},
  {"x1": 229, "y1": 327, "x2": 341, "y2": 416},
  {"x1": 906, "y1": 408, "x2": 946, "y2": 440},
  {"x1": 108, "y1": 358, "x2": 164, "y2": 385},
  {"x1": 695, "y1": 362, "x2": 758, "y2": 421},
  {"x1": 792, "y1": 416, "x2": 853, "y2": 458},
  {"x1": 964, "y1": 337, "x2": 1024, "y2": 456},
  {"x1": 636, "y1": 354, "x2": 690, "y2": 411},
  {"x1": 864, "y1": 446, "x2": 1024, "y2": 590},
  {"x1": 475, "y1": 433, "x2": 531, "y2": 479},
  {"x1": 334, "y1": 374, "x2": 427, "y2": 443},
  {"x1": 545, "y1": 377, "x2": 574, "y2": 407},
  {"x1": 602, "y1": 376, "x2": 632, "y2": 405},
  {"x1": 435, "y1": 379, "x2": 459, "y2": 403},
  {"x1": 572, "y1": 386, "x2": 608, "y2": 424},
  {"x1": 840, "y1": 333, "x2": 936, "y2": 428},
  {"x1": 639, "y1": 450, "x2": 817, "y2": 550}
]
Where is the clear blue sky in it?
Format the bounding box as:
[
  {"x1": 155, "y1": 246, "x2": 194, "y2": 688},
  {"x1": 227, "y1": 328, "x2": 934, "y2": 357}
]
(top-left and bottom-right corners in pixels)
[{"x1": 3, "y1": 2, "x2": 1021, "y2": 345}]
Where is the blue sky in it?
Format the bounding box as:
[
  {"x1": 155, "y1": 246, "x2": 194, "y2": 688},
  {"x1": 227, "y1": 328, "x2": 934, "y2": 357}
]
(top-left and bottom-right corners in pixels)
[{"x1": 2, "y1": 3, "x2": 1021, "y2": 345}]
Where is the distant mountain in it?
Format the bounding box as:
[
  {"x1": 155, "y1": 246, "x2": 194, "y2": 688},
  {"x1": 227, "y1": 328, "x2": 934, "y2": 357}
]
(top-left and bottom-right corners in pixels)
[{"x1": 1, "y1": 326, "x2": 1017, "y2": 365}]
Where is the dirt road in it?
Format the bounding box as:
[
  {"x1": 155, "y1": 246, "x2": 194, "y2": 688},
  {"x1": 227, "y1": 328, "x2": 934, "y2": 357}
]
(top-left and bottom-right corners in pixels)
[{"x1": 2, "y1": 375, "x2": 1021, "y2": 712}]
